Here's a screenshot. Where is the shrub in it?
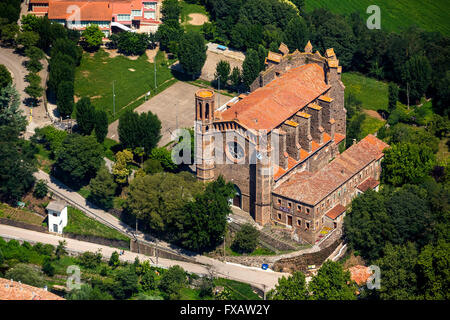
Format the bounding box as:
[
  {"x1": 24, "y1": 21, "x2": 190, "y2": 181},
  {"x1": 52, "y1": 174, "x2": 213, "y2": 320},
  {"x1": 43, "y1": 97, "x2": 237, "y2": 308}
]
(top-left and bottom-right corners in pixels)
[
  {"x1": 42, "y1": 258, "x2": 55, "y2": 276},
  {"x1": 79, "y1": 251, "x2": 102, "y2": 269},
  {"x1": 33, "y1": 179, "x2": 48, "y2": 199},
  {"x1": 231, "y1": 223, "x2": 259, "y2": 254},
  {"x1": 5, "y1": 264, "x2": 46, "y2": 287}
]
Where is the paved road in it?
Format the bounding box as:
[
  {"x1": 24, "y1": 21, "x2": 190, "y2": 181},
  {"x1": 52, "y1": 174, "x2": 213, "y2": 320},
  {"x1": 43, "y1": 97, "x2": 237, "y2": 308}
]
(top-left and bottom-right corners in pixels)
[
  {"x1": 0, "y1": 224, "x2": 287, "y2": 291},
  {"x1": 33, "y1": 170, "x2": 288, "y2": 290}
]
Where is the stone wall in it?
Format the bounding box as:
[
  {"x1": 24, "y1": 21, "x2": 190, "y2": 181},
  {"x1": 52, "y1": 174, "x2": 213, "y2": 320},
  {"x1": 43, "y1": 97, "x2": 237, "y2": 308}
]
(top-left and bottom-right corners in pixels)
[{"x1": 0, "y1": 218, "x2": 47, "y2": 233}]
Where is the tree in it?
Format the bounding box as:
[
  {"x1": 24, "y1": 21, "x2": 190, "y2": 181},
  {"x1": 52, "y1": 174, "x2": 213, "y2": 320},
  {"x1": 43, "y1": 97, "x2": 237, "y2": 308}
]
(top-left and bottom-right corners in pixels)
[
  {"x1": 215, "y1": 60, "x2": 230, "y2": 86},
  {"x1": 113, "y1": 267, "x2": 140, "y2": 299},
  {"x1": 231, "y1": 223, "x2": 259, "y2": 254},
  {"x1": 24, "y1": 74, "x2": 43, "y2": 106},
  {"x1": 140, "y1": 270, "x2": 157, "y2": 291},
  {"x1": 283, "y1": 16, "x2": 308, "y2": 52},
  {"x1": 1, "y1": 23, "x2": 19, "y2": 46},
  {"x1": 25, "y1": 46, "x2": 44, "y2": 61},
  {"x1": 388, "y1": 83, "x2": 399, "y2": 113},
  {"x1": 230, "y1": 66, "x2": 241, "y2": 89},
  {"x1": 17, "y1": 31, "x2": 39, "y2": 50},
  {"x1": 108, "y1": 251, "x2": 120, "y2": 268},
  {"x1": 79, "y1": 251, "x2": 102, "y2": 269},
  {"x1": 57, "y1": 81, "x2": 74, "y2": 118},
  {"x1": 33, "y1": 179, "x2": 48, "y2": 199},
  {"x1": 93, "y1": 109, "x2": 108, "y2": 143},
  {"x1": 118, "y1": 110, "x2": 161, "y2": 154},
  {"x1": 158, "y1": 265, "x2": 187, "y2": 300},
  {"x1": 178, "y1": 176, "x2": 235, "y2": 252},
  {"x1": 42, "y1": 257, "x2": 55, "y2": 276},
  {"x1": 417, "y1": 240, "x2": 450, "y2": 300},
  {"x1": 21, "y1": 14, "x2": 40, "y2": 32},
  {"x1": 55, "y1": 240, "x2": 67, "y2": 259},
  {"x1": 291, "y1": 0, "x2": 305, "y2": 13},
  {"x1": 344, "y1": 189, "x2": 393, "y2": 262},
  {"x1": 125, "y1": 172, "x2": 203, "y2": 232},
  {"x1": 381, "y1": 143, "x2": 435, "y2": 187},
  {"x1": 150, "y1": 147, "x2": 176, "y2": 172},
  {"x1": 88, "y1": 166, "x2": 117, "y2": 209},
  {"x1": 308, "y1": 260, "x2": 356, "y2": 300},
  {"x1": 5, "y1": 264, "x2": 45, "y2": 288},
  {"x1": 112, "y1": 149, "x2": 133, "y2": 184},
  {"x1": 268, "y1": 271, "x2": 309, "y2": 300},
  {"x1": 75, "y1": 97, "x2": 95, "y2": 135},
  {"x1": 81, "y1": 25, "x2": 103, "y2": 51},
  {"x1": 0, "y1": 64, "x2": 12, "y2": 89},
  {"x1": 53, "y1": 134, "x2": 103, "y2": 187},
  {"x1": 155, "y1": 22, "x2": 183, "y2": 52},
  {"x1": 375, "y1": 242, "x2": 419, "y2": 300},
  {"x1": 402, "y1": 55, "x2": 432, "y2": 105},
  {"x1": 143, "y1": 158, "x2": 163, "y2": 175},
  {"x1": 242, "y1": 49, "x2": 260, "y2": 88},
  {"x1": 26, "y1": 57, "x2": 43, "y2": 73},
  {"x1": 67, "y1": 284, "x2": 113, "y2": 300},
  {"x1": 161, "y1": 0, "x2": 181, "y2": 25},
  {"x1": 178, "y1": 31, "x2": 207, "y2": 79}
]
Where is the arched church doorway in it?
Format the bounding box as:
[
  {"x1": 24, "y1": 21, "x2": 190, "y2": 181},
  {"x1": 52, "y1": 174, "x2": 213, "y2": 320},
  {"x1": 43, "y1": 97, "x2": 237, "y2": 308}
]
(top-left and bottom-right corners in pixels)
[{"x1": 232, "y1": 185, "x2": 242, "y2": 208}]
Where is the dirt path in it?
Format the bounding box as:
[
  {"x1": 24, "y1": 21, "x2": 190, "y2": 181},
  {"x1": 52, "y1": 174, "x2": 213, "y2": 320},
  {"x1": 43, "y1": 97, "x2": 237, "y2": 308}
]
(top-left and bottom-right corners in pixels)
[
  {"x1": 363, "y1": 109, "x2": 384, "y2": 121},
  {"x1": 188, "y1": 13, "x2": 208, "y2": 26}
]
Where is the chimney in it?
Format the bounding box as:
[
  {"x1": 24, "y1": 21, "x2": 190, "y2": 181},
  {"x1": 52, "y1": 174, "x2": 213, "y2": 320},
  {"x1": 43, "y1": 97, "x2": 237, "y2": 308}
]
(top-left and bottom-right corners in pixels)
[
  {"x1": 272, "y1": 129, "x2": 288, "y2": 170},
  {"x1": 282, "y1": 120, "x2": 301, "y2": 161}
]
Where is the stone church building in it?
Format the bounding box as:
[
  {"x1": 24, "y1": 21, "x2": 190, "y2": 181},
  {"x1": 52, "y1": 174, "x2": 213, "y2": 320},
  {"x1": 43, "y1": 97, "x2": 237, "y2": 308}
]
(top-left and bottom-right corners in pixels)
[{"x1": 194, "y1": 42, "x2": 389, "y2": 244}]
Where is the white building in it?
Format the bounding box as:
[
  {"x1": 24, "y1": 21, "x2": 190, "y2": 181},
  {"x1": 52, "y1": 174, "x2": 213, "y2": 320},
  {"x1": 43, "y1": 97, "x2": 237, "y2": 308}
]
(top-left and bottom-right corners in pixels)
[{"x1": 46, "y1": 201, "x2": 68, "y2": 234}]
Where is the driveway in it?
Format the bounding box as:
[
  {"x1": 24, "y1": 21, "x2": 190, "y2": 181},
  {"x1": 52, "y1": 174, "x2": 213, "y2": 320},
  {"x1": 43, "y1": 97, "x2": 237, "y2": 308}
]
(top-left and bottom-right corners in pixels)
[
  {"x1": 107, "y1": 81, "x2": 233, "y2": 146},
  {"x1": 0, "y1": 47, "x2": 52, "y2": 137}
]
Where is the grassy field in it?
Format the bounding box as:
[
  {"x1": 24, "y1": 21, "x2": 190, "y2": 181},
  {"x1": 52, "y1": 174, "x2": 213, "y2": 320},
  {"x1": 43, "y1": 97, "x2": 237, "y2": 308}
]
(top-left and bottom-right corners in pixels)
[
  {"x1": 180, "y1": 1, "x2": 209, "y2": 33},
  {"x1": 0, "y1": 202, "x2": 45, "y2": 226},
  {"x1": 305, "y1": 0, "x2": 450, "y2": 35},
  {"x1": 342, "y1": 72, "x2": 389, "y2": 112},
  {"x1": 64, "y1": 207, "x2": 129, "y2": 243},
  {"x1": 360, "y1": 115, "x2": 385, "y2": 137},
  {"x1": 74, "y1": 49, "x2": 176, "y2": 123},
  {"x1": 214, "y1": 278, "x2": 261, "y2": 300}
]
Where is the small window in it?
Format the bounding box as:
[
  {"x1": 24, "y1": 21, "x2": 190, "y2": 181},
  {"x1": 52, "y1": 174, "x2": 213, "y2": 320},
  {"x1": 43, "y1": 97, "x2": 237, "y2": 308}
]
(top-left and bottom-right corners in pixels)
[
  {"x1": 278, "y1": 213, "x2": 282, "y2": 220},
  {"x1": 306, "y1": 222, "x2": 310, "y2": 229},
  {"x1": 297, "y1": 205, "x2": 301, "y2": 212},
  {"x1": 277, "y1": 199, "x2": 281, "y2": 205},
  {"x1": 297, "y1": 219, "x2": 301, "y2": 226},
  {"x1": 52, "y1": 212, "x2": 57, "y2": 217},
  {"x1": 288, "y1": 202, "x2": 292, "y2": 208},
  {"x1": 306, "y1": 208, "x2": 310, "y2": 214}
]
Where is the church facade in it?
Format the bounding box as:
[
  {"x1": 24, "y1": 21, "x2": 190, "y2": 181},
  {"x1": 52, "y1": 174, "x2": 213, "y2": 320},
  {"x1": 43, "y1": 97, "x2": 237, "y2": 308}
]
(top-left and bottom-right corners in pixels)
[{"x1": 194, "y1": 43, "x2": 389, "y2": 244}]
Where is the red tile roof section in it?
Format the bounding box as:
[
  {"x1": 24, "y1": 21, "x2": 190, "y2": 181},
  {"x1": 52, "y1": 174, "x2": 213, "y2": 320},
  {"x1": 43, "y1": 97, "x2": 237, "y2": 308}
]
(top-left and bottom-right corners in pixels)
[
  {"x1": 348, "y1": 265, "x2": 372, "y2": 286},
  {"x1": 0, "y1": 278, "x2": 64, "y2": 300},
  {"x1": 273, "y1": 135, "x2": 389, "y2": 205},
  {"x1": 221, "y1": 64, "x2": 330, "y2": 132},
  {"x1": 48, "y1": 1, "x2": 113, "y2": 21},
  {"x1": 357, "y1": 177, "x2": 379, "y2": 192},
  {"x1": 325, "y1": 204, "x2": 346, "y2": 220}
]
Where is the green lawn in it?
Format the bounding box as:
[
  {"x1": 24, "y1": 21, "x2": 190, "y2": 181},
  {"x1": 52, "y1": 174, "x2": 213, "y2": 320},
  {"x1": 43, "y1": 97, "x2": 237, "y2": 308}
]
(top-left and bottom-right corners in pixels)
[
  {"x1": 64, "y1": 207, "x2": 130, "y2": 243},
  {"x1": 74, "y1": 49, "x2": 176, "y2": 123},
  {"x1": 214, "y1": 278, "x2": 261, "y2": 300},
  {"x1": 180, "y1": 1, "x2": 209, "y2": 33},
  {"x1": 360, "y1": 115, "x2": 385, "y2": 137},
  {"x1": 305, "y1": 0, "x2": 450, "y2": 35},
  {"x1": 342, "y1": 72, "x2": 389, "y2": 112}
]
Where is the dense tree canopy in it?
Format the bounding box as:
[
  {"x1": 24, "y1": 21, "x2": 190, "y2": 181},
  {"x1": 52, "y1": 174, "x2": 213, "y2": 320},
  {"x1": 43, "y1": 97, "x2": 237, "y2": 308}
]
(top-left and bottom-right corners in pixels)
[{"x1": 178, "y1": 31, "x2": 207, "y2": 79}]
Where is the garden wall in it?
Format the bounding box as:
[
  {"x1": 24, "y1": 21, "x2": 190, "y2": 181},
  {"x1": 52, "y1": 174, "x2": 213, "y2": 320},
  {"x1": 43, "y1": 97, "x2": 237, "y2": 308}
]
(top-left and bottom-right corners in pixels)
[{"x1": 0, "y1": 218, "x2": 48, "y2": 233}]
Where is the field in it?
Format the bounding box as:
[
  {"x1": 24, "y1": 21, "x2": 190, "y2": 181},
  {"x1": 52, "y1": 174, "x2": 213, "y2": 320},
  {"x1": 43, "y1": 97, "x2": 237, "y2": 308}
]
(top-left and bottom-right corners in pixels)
[
  {"x1": 74, "y1": 49, "x2": 176, "y2": 123},
  {"x1": 305, "y1": 0, "x2": 450, "y2": 35},
  {"x1": 0, "y1": 202, "x2": 45, "y2": 226},
  {"x1": 180, "y1": 1, "x2": 209, "y2": 33},
  {"x1": 342, "y1": 72, "x2": 388, "y2": 112},
  {"x1": 64, "y1": 207, "x2": 130, "y2": 243}
]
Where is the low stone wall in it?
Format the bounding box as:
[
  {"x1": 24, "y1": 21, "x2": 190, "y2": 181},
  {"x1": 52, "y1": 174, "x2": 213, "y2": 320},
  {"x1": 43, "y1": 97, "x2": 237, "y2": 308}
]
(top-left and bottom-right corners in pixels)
[
  {"x1": 130, "y1": 240, "x2": 193, "y2": 263},
  {"x1": 272, "y1": 239, "x2": 341, "y2": 273},
  {"x1": 63, "y1": 232, "x2": 130, "y2": 250},
  {"x1": 0, "y1": 218, "x2": 47, "y2": 233}
]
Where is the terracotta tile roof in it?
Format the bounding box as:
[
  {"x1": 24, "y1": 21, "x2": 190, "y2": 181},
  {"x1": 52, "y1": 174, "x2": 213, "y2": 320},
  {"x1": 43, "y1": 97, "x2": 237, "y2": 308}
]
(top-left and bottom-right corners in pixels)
[
  {"x1": 273, "y1": 135, "x2": 389, "y2": 205},
  {"x1": 0, "y1": 278, "x2": 64, "y2": 300},
  {"x1": 325, "y1": 204, "x2": 346, "y2": 220},
  {"x1": 273, "y1": 132, "x2": 332, "y2": 180},
  {"x1": 221, "y1": 64, "x2": 330, "y2": 131},
  {"x1": 334, "y1": 133, "x2": 345, "y2": 145},
  {"x1": 357, "y1": 177, "x2": 379, "y2": 192},
  {"x1": 348, "y1": 265, "x2": 372, "y2": 286},
  {"x1": 48, "y1": 1, "x2": 113, "y2": 21},
  {"x1": 33, "y1": 7, "x2": 49, "y2": 13}
]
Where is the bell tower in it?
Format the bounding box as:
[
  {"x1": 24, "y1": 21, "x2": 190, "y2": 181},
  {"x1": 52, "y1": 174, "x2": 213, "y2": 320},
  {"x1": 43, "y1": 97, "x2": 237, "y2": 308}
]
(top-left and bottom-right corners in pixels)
[{"x1": 195, "y1": 89, "x2": 215, "y2": 182}]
